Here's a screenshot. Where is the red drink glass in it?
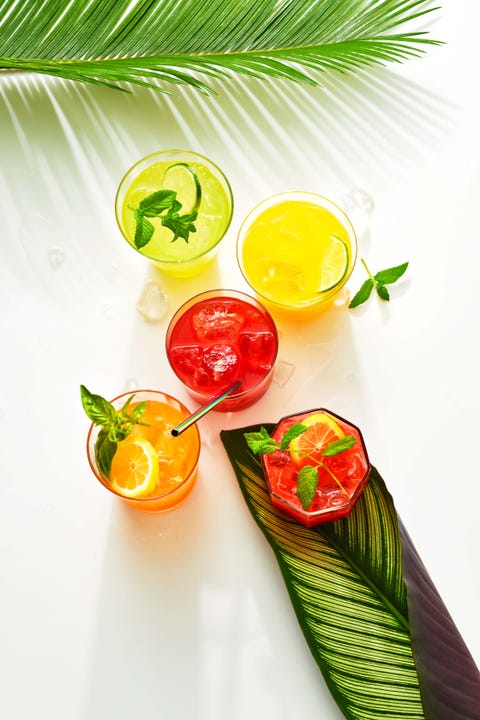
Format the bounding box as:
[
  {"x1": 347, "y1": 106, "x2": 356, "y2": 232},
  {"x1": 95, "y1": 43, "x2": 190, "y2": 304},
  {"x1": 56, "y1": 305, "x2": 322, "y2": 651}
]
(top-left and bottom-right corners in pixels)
[
  {"x1": 166, "y1": 290, "x2": 279, "y2": 411},
  {"x1": 261, "y1": 409, "x2": 370, "y2": 527}
]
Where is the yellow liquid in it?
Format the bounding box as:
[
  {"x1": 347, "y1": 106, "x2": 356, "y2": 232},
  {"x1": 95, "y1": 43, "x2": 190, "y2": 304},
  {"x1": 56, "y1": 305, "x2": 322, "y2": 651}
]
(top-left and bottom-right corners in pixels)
[
  {"x1": 240, "y1": 199, "x2": 355, "y2": 309},
  {"x1": 120, "y1": 160, "x2": 232, "y2": 277}
]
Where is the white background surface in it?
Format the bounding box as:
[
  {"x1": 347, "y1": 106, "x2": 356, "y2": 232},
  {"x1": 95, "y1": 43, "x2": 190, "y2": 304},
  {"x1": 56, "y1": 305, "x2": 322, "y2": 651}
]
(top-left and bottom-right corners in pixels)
[{"x1": 1, "y1": 4, "x2": 479, "y2": 719}]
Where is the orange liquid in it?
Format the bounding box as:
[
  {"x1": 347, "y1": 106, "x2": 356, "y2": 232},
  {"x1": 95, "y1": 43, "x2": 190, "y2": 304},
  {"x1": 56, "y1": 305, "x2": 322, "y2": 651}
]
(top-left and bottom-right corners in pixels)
[{"x1": 121, "y1": 400, "x2": 199, "y2": 512}]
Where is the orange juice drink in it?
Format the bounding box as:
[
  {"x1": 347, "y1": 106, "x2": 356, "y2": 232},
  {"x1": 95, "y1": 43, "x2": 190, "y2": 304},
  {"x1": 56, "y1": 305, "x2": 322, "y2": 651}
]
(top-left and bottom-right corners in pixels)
[
  {"x1": 237, "y1": 192, "x2": 357, "y2": 314},
  {"x1": 85, "y1": 389, "x2": 200, "y2": 512}
]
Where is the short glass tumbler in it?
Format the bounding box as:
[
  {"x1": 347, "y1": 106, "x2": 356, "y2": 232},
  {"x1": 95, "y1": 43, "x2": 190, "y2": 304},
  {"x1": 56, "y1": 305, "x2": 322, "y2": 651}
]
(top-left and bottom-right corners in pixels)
[
  {"x1": 115, "y1": 149, "x2": 234, "y2": 278},
  {"x1": 87, "y1": 390, "x2": 201, "y2": 512},
  {"x1": 166, "y1": 289, "x2": 279, "y2": 411},
  {"x1": 237, "y1": 191, "x2": 357, "y2": 314}
]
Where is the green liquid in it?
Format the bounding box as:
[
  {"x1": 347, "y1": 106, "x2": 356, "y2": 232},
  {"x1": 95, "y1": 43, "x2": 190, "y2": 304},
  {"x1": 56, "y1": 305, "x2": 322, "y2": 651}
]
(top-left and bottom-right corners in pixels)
[{"x1": 121, "y1": 160, "x2": 232, "y2": 272}]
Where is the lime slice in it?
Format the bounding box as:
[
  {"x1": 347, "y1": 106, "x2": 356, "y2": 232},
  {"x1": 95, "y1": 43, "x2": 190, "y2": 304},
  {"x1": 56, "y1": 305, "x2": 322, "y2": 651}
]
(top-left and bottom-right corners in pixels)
[
  {"x1": 318, "y1": 235, "x2": 349, "y2": 293},
  {"x1": 163, "y1": 162, "x2": 202, "y2": 213}
]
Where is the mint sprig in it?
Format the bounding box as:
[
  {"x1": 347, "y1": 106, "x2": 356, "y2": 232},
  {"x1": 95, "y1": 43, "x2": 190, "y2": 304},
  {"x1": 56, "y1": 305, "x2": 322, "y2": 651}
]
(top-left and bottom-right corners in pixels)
[
  {"x1": 130, "y1": 188, "x2": 198, "y2": 248},
  {"x1": 81, "y1": 385, "x2": 148, "y2": 478},
  {"x1": 244, "y1": 423, "x2": 356, "y2": 510},
  {"x1": 349, "y1": 259, "x2": 408, "y2": 308}
]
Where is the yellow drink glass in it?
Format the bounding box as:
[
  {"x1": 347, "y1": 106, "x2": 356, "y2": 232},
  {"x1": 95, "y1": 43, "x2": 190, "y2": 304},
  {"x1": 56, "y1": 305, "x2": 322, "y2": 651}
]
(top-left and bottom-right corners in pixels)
[
  {"x1": 115, "y1": 150, "x2": 233, "y2": 278},
  {"x1": 237, "y1": 191, "x2": 357, "y2": 314}
]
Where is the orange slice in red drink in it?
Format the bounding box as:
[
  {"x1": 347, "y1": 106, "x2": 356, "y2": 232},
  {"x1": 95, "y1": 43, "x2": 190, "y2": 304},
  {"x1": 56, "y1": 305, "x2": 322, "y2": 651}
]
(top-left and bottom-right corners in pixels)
[{"x1": 289, "y1": 412, "x2": 344, "y2": 465}]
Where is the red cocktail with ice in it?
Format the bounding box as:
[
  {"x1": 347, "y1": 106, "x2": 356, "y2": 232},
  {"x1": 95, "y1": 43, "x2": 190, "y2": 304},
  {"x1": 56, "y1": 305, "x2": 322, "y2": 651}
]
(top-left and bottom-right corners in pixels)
[
  {"x1": 246, "y1": 409, "x2": 370, "y2": 526},
  {"x1": 166, "y1": 290, "x2": 279, "y2": 411}
]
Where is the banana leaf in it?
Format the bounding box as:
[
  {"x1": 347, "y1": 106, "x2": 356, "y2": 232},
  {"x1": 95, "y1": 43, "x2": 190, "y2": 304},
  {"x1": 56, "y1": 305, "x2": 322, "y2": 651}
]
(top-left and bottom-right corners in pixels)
[
  {"x1": 0, "y1": 0, "x2": 441, "y2": 94},
  {"x1": 221, "y1": 424, "x2": 480, "y2": 720}
]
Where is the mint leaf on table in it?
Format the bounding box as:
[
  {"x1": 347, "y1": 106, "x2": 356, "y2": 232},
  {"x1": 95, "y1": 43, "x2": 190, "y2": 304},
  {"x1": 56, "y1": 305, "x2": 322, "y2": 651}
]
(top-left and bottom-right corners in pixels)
[
  {"x1": 296, "y1": 465, "x2": 319, "y2": 510},
  {"x1": 376, "y1": 284, "x2": 390, "y2": 301},
  {"x1": 349, "y1": 278, "x2": 374, "y2": 308},
  {"x1": 349, "y1": 259, "x2": 408, "y2": 308},
  {"x1": 374, "y1": 262, "x2": 409, "y2": 285}
]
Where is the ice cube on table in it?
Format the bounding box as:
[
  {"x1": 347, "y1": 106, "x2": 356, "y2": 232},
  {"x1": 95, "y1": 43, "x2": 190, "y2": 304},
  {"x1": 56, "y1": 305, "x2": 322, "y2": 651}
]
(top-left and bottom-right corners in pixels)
[
  {"x1": 191, "y1": 302, "x2": 245, "y2": 342},
  {"x1": 272, "y1": 360, "x2": 295, "y2": 387},
  {"x1": 136, "y1": 281, "x2": 168, "y2": 321}
]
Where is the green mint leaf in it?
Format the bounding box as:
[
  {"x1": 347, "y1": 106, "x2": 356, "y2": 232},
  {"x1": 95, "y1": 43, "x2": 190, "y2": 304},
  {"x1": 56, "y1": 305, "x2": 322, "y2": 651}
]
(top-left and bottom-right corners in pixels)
[
  {"x1": 244, "y1": 427, "x2": 279, "y2": 455},
  {"x1": 134, "y1": 212, "x2": 155, "y2": 249},
  {"x1": 376, "y1": 284, "x2": 390, "y2": 301},
  {"x1": 139, "y1": 189, "x2": 176, "y2": 216},
  {"x1": 95, "y1": 427, "x2": 117, "y2": 478},
  {"x1": 374, "y1": 262, "x2": 409, "y2": 286},
  {"x1": 296, "y1": 465, "x2": 319, "y2": 510},
  {"x1": 349, "y1": 278, "x2": 374, "y2": 308},
  {"x1": 80, "y1": 385, "x2": 116, "y2": 425},
  {"x1": 111, "y1": 424, "x2": 133, "y2": 442},
  {"x1": 161, "y1": 209, "x2": 198, "y2": 243},
  {"x1": 120, "y1": 394, "x2": 135, "y2": 413},
  {"x1": 322, "y1": 435, "x2": 356, "y2": 457},
  {"x1": 279, "y1": 423, "x2": 308, "y2": 450},
  {"x1": 129, "y1": 401, "x2": 147, "y2": 423}
]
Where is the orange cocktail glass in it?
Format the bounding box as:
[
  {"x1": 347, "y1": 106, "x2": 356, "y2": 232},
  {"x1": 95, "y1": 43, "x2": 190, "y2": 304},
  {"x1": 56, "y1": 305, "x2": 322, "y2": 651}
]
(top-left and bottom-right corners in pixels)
[{"x1": 86, "y1": 390, "x2": 200, "y2": 512}]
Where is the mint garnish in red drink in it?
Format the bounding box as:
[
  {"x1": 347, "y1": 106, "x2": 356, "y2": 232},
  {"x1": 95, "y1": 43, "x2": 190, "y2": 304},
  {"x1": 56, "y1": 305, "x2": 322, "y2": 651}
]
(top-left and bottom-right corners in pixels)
[{"x1": 245, "y1": 410, "x2": 370, "y2": 526}]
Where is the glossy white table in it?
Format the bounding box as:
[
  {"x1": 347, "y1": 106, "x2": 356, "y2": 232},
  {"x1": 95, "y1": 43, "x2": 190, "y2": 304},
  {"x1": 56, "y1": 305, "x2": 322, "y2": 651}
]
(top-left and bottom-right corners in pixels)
[{"x1": 1, "y1": 4, "x2": 479, "y2": 718}]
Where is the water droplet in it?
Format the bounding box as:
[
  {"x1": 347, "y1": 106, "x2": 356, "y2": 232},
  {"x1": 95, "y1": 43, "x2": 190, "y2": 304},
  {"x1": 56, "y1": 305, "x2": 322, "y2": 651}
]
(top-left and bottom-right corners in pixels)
[
  {"x1": 136, "y1": 281, "x2": 168, "y2": 322},
  {"x1": 272, "y1": 360, "x2": 295, "y2": 388},
  {"x1": 48, "y1": 247, "x2": 65, "y2": 269}
]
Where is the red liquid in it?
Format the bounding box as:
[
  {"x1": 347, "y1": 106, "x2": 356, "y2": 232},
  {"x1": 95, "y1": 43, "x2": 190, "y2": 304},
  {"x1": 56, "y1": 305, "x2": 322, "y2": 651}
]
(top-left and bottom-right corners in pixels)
[
  {"x1": 166, "y1": 292, "x2": 278, "y2": 411},
  {"x1": 262, "y1": 409, "x2": 370, "y2": 527}
]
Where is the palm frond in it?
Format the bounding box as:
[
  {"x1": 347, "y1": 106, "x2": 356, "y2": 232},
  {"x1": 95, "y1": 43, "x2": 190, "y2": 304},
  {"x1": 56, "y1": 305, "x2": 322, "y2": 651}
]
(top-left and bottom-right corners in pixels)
[{"x1": 0, "y1": 0, "x2": 442, "y2": 93}]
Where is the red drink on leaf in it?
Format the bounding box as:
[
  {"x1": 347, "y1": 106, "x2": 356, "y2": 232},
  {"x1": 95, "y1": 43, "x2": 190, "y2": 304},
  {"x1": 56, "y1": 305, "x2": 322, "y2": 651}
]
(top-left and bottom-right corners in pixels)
[
  {"x1": 246, "y1": 409, "x2": 370, "y2": 527},
  {"x1": 166, "y1": 290, "x2": 278, "y2": 411}
]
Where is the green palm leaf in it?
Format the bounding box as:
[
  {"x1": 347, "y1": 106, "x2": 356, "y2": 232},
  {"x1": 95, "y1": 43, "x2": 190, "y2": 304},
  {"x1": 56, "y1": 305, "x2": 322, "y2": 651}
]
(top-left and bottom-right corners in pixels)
[
  {"x1": 0, "y1": 0, "x2": 441, "y2": 93},
  {"x1": 221, "y1": 424, "x2": 480, "y2": 720}
]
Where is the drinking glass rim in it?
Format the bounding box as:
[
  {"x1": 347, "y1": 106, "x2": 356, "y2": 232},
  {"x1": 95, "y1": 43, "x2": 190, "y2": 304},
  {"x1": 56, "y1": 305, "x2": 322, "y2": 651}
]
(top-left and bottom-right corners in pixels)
[
  {"x1": 86, "y1": 389, "x2": 201, "y2": 502},
  {"x1": 165, "y1": 288, "x2": 279, "y2": 401},
  {"x1": 236, "y1": 190, "x2": 358, "y2": 309},
  {"x1": 114, "y1": 149, "x2": 234, "y2": 264}
]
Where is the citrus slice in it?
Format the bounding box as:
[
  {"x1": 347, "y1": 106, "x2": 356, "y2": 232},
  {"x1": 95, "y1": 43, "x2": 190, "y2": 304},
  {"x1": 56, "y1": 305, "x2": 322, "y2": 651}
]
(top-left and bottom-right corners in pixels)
[
  {"x1": 318, "y1": 235, "x2": 349, "y2": 293},
  {"x1": 163, "y1": 162, "x2": 202, "y2": 213},
  {"x1": 109, "y1": 437, "x2": 159, "y2": 498},
  {"x1": 289, "y1": 412, "x2": 344, "y2": 465}
]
